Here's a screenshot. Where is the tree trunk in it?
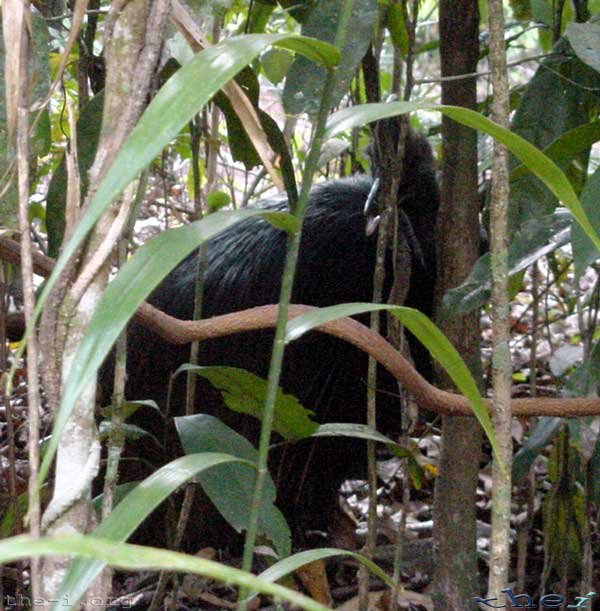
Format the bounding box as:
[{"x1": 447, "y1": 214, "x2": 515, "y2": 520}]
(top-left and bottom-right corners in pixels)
[{"x1": 432, "y1": 1, "x2": 482, "y2": 608}]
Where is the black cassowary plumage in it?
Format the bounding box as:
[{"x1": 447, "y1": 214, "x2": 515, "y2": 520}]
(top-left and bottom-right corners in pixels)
[{"x1": 119, "y1": 126, "x2": 439, "y2": 546}]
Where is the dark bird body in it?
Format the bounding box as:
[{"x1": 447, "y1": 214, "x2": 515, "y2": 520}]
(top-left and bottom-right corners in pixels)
[{"x1": 120, "y1": 127, "x2": 440, "y2": 546}]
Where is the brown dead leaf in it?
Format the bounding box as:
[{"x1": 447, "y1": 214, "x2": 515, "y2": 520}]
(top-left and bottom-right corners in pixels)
[
  {"x1": 170, "y1": 0, "x2": 283, "y2": 192},
  {"x1": 296, "y1": 558, "x2": 332, "y2": 606}
]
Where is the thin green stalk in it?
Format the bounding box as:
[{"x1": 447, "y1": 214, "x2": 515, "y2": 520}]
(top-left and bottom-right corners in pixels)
[
  {"x1": 150, "y1": 118, "x2": 210, "y2": 611},
  {"x1": 239, "y1": 0, "x2": 356, "y2": 594},
  {"x1": 102, "y1": 172, "x2": 148, "y2": 521}
]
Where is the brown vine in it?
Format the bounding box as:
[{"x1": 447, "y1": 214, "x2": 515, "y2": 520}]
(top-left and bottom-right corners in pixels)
[{"x1": 2, "y1": 235, "x2": 599, "y2": 417}]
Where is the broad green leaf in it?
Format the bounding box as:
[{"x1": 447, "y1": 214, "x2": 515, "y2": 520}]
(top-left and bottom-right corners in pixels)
[
  {"x1": 565, "y1": 22, "x2": 600, "y2": 73},
  {"x1": 0, "y1": 535, "x2": 329, "y2": 611},
  {"x1": 98, "y1": 421, "x2": 159, "y2": 443},
  {"x1": 206, "y1": 190, "x2": 232, "y2": 211},
  {"x1": 565, "y1": 340, "x2": 600, "y2": 397},
  {"x1": 385, "y1": 2, "x2": 409, "y2": 55},
  {"x1": 91, "y1": 481, "x2": 139, "y2": 514},
  {"x1": 180, "y1": 365, "x2": 318, "y2": 439},
  {"x1": 512, "y1": 417, "x2": 562, "y2": 482},
  {"x1": 509, "y1": 38, "x2": 600, "y2": 228},
  {"x1": 324, "y1": 101, "x2": 428, "y2": 138},
  {"x1": 510, "y1": 121, "x2": 600, "y2": 182},
  {"x1": 261, "y1": 47, "x2": 295, "y2": 85},
  {"x1": 274, "y1": 36, "x2": 339, "y2": 67},
  {"x1": 531, "y1": 0, "x2": 554, "y2": 26},
  {"x1": 441, "y1": 210, "x2": 572, "y2": 317},
  {"x1": 55, "y1": 453, "x2": 249, "y2": 608},
  {"x1": 175, "y1": 414, "x2": 291, "y2": 557},
  {"x1": 246, "y1": 1, "x2": 275, "y2": 33},
  {"x1": 572, "y1": 166, "x2": 600, "y2": 278},
  {"x1": 99, "y1": 399, "x2": 160, "y2": 420},
  {"x1": 313, "y1": 422, "x2": 395, "y2": 444},
  {"x1": 285, "y1": 303, "x2": 500, "y2": 464},
  {"x1": 283, "y1": 0, "x2": 377, "y2": 115}
]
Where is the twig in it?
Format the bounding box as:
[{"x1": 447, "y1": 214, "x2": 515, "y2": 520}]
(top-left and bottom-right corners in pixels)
[{"x1": 415, "y1": 53, "x2": 560, "y2": 84}]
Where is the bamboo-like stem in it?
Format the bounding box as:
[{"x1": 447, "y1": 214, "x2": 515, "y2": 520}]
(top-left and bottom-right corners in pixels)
[{"x1": 238, "y1": 1, "x2": 356, "y2": 602}]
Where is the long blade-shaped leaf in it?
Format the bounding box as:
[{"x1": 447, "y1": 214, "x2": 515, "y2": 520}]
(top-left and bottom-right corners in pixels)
[
  {"x1": 325, "y1": 102, "x2": 600, "y2": 250},
  {"x1": 57, "y1": 453, "x2": 249, "y2": 607},
  {"x1": 285, "y1": 303, "x2": 499, "y2": 463},
  {"x1": 0, "y1": 534, "x2": 330, "y2": 611},
  {"x1": 35, "y1": 32, "x2": 338, "y2": 334},
  {"x1": 41, "y1": 209, "x2": 291, "y2": 481}
]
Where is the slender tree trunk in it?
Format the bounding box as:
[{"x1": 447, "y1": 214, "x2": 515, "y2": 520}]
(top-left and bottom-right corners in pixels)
[
  {"x1": 39, "y1": 1, "x2": 170, "y2": 604},
  {"x1": 432, "y1": 1, "x2": 482, "y2": 608},
  {"x1": 486, "y1": 0, "x2": 513, "y2": 598}
]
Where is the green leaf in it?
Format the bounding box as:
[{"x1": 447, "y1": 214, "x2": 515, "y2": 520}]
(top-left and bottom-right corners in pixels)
[
  {"x1": 508, "y1": 38, "x2": 600, "y2": 228},
  {"x1": 565, "y1": 339, "x2": 600, "y2": 396},
  {"x1": 55, "y1": 453, "x2": 251, "y2": 608},
  {"x1": 324, "y1": 100, "x2": 428, "y2": 139},
  {"x1": 206, "y1": 190, "x2": 231, "y2": 211},
  {"x1": 312, "y1": 422, "x2": 395, "y2": 444},
  {"x1": 385, "y1": 2, "x2": 409, "y2": 55},
  {"x1": 325, "y1": 102, "x2": 600, "y2": 250},
  {"x1": 512, "y1": 417, "x2": 562, "y2": 482},
  {"x1": 565, "y1": 22, "x2": 600, "y2": 73},
  {"x1": 246, "y1": 0, "x2": 275, "y2": 33},
  {"x1": 275, "y1": 36, "x2": 340, "y2": 67},
  {"x1": 0, "y1": 535, "x2": 330, "y2": 611},
  {"x1": 261, "y1": 47, "x2": 295, "y2": 84},
  {"x1": 572, "y1": 166, "x2": 600, "y2": 278},
  {"x1": 180, "y1": 365, "x2": 318, "y2": 440},
  {"x1": 510, "y1": 121, "x2": 600, "y2": 182},
  {"x1": 283, "y1": 0, "x2": 377, "y2": 115},
  {"x1": 99, "y1": 399, "x2": 160, "y2": 420},
  {"x1": 175, "y1": 414, "x2": 291, "y2": 558},
  {"x1": 92, "y1": 481, "x2": 139, "y2": 515},
  {"x1": 531, "y1": 0, "x2": 554, "y2": 25},
  {"x1": 441, "y1": 210, "x2": 572, "y2": 317},
  {"x1": 98, "y1": 421, "x2": 158, "y2": 443},
  {"x1": 41, "y1": 208, "x2": 291, "y2": 483}
]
